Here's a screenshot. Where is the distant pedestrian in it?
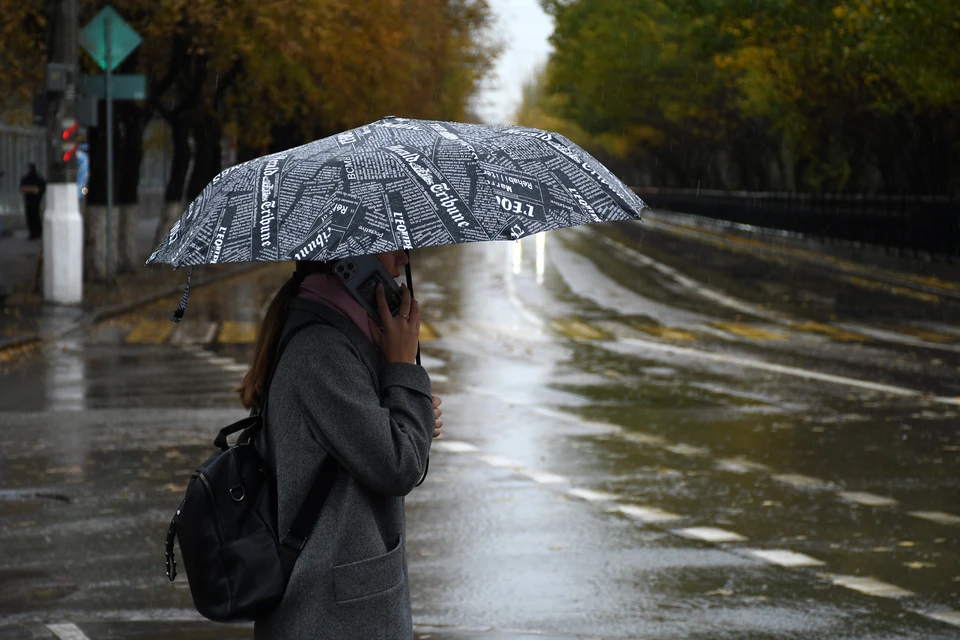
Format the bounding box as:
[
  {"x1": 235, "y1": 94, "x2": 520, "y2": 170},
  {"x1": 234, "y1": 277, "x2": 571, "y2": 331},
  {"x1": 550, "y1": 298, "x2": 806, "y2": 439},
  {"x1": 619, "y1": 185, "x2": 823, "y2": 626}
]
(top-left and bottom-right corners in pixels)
[
  {"x1": 19, "y1": 163, "x2": 46, "y2": 240},
  {"x1": 238, "y1": 252, "x2": 442, "y2": 639}
]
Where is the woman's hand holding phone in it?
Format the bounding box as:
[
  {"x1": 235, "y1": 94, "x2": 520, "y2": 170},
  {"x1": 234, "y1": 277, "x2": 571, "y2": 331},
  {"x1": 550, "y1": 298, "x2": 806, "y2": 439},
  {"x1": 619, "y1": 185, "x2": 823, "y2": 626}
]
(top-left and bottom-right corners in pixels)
[{"x1": 368, "y1": 283, "x2": 420, "y2": 364}]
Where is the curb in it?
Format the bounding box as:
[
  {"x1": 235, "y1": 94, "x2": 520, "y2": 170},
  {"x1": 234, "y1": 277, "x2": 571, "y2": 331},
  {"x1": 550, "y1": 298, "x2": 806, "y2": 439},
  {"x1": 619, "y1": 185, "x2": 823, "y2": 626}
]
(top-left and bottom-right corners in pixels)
[{"x1": 0, "y1": 263, "x2": 272, "y2": 354}]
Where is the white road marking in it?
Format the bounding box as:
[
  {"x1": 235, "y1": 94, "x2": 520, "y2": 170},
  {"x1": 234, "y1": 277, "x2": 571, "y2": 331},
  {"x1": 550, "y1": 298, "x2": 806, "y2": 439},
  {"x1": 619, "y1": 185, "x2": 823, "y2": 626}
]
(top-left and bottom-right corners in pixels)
[
  {"x1": 772, "y1": 474, "x2": 831, "y2": 489},
  {"x1": 46, "y1": 624, "x2": 91, "y2": 640},
  {"x1": 617, "y1": 504, "x2": 683, "y2": 523},
  {"x1": 664, "y1": 443, "x2": 710, "y2": 456},
  {"x1": 622, "y1": 432, "x2": 670, "y2": 446},
  {"x1": 922, "y1": 610, "x2": 960, "y2": 628},
  {"x1": 522, "y1": 470, "x2": 568, "y2": 484},
  {"x1": 428, "y1": 373, "x2": 450, "y2": 383},
  {"x1": 673, "y1": 527, "x2": 747, "y2": 543},
  {"x1": 170, "y1": 321, "x2": 218, "y2": 346},
  {"x1": 433, "y1": 440, "x2": 478, "y2": 454},
  {"x1": 715, "y1": 457, "x2": 772, "y2": 473},
  {"x1": 838, "y1": 492, "x2": 899, "y2": 507},
  {"x1": 567, "y1": 488, "x2": 619, "y2": 503},
  {"x1": 223, "y1": 364, "x2": 250, "y2": 374},
  {"x1": 829, "y1": 575, "x2": 914, "y2": 598},
  {"x1": 605, "y1": 337, "x2": 960, "y2": 405},
  {"x1": 531, "y1": 407, "x2": 623, "y2": 434},
  {"x1": 907, "y1": 511, "x2": 960, "y2": 526},
  {"x1": 205, "y1": 357, "x2": 236, "y2": 367},
  {"x1": 418, "y1": 353, "x2": 446, "y2": 368},
  {"x1": 477, "y1": 454, "x2": 522, "y2": 469},
  {"x1": 745, "y1": 549, "x2": 826, "y2": 567}
]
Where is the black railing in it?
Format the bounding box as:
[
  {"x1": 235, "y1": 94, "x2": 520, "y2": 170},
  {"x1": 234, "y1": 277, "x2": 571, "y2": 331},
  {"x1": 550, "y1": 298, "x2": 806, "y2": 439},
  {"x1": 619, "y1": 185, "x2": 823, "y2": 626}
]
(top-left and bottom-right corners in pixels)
[{"x1": 632, "y1": 187, "x2": 960, "y2": 260}]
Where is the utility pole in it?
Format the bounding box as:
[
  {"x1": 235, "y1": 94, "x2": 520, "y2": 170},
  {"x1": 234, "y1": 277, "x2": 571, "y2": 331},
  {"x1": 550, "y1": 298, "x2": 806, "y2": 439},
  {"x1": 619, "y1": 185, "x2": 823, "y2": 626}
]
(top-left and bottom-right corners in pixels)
[{"x1": 43, "y1": 0, "x2": 84, "y2": 304}]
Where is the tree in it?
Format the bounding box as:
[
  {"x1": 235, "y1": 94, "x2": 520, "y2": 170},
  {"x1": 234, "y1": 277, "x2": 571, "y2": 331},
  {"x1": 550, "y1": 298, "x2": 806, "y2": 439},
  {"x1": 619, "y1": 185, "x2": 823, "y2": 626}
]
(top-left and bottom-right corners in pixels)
[
  {"x1": 530, "y1": 0, "x2": 960, "y2": 194},
  {"x1": 3, "y1": 0, "x2": 498, "y2": 283}
]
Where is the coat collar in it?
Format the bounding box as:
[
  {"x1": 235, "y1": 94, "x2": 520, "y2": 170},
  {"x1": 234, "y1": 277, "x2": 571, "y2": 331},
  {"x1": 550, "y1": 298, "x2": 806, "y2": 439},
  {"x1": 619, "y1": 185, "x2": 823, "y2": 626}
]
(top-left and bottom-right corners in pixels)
[{"x1": 285, "y1": 297, "x2": 382, "y2": 369}]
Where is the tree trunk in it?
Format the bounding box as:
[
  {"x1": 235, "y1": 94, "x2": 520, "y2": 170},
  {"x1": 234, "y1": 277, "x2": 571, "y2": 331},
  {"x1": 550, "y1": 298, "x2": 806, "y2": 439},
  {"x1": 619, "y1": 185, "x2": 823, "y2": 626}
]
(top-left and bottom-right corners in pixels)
[
  {"x1": 186, "y1": 115, "x2": 222, "y2": 201},
  {"x1": 116, "y1": 100, "x2": 146, "y2": 273},
  {"x1": 155, "y1": 119, "x2": 191, "y2": 248}
]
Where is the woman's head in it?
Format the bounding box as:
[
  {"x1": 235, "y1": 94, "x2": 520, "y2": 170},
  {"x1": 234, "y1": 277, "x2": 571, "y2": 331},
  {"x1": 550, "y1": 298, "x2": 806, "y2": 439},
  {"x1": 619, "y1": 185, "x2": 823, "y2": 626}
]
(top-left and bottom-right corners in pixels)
[{"x1": 236, "y1": 251, "x2": 409, "y2": 409}]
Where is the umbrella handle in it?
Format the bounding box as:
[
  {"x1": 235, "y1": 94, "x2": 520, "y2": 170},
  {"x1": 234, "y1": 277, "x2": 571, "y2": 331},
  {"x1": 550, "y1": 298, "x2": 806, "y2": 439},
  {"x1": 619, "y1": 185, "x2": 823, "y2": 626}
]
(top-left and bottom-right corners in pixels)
[
  {"x1": 404, "y1": 253, "x2": 421, "y2": 367},
  {"x1": 406, "y1": 251, "x2": 429, "y2": 488}
]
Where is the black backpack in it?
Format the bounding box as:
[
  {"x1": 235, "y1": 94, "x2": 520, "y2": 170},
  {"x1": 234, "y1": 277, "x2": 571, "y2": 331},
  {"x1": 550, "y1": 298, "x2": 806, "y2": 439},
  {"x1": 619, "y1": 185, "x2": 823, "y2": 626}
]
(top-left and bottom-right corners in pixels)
[{"x1": 163, "y1": 319, "x2": 336, "y2": 622}]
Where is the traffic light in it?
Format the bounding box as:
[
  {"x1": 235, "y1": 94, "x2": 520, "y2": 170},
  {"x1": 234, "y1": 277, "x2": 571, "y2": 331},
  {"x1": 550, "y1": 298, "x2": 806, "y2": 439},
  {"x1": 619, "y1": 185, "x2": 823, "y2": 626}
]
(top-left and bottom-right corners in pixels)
[{"x1": 61, "y1": 119, "x2": 79, "y2": 163}]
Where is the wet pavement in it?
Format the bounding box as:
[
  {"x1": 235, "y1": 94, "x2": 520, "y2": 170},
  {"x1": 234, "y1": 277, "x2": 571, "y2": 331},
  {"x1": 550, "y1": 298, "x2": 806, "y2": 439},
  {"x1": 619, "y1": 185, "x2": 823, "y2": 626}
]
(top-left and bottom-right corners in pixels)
[{"x1": 1, "y1": 211, "x2": 959, "y2": 638}]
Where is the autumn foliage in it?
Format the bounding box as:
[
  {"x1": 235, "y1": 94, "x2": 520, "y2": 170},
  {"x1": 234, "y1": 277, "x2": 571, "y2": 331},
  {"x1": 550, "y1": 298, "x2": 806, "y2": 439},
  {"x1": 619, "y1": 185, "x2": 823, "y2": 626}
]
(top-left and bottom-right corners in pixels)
[
  {"x1": 2, "y1": 0, "x2": 496, "y2": 179},
  {"x1": 522, "y1": 0, "x2": 960, "y2": 194}
]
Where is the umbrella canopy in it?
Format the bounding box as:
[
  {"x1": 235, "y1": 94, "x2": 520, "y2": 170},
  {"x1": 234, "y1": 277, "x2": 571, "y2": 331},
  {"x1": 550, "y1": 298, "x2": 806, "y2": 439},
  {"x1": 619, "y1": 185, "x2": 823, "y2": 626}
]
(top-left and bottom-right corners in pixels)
[{"x1": 147, "y1": 116, "x2": 646, "y2": 269}]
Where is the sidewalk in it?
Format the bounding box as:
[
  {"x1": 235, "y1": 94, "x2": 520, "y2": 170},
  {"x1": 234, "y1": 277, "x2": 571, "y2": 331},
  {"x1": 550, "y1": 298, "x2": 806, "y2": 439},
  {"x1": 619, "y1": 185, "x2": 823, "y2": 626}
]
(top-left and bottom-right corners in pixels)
[{"x1": 0, "y1": 212, "x2": 244, "y2": 357}]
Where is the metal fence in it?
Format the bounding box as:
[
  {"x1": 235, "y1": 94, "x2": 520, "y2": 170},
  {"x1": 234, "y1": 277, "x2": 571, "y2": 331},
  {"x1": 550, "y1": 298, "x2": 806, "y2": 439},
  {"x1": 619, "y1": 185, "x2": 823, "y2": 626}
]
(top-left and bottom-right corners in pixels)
[
  {"x1": 633, "y1": 187, "x2": 960, "y2": 260},
  {"x1": 0, "y1": 124, "x2": 47, "y2": 231}
]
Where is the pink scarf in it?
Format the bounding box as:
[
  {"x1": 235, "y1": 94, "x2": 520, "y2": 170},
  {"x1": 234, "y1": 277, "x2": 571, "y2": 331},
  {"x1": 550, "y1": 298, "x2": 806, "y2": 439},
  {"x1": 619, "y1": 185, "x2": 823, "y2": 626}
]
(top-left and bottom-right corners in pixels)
[{"x1": 298, "y1": 272, "x2": 373, "y2": 342}]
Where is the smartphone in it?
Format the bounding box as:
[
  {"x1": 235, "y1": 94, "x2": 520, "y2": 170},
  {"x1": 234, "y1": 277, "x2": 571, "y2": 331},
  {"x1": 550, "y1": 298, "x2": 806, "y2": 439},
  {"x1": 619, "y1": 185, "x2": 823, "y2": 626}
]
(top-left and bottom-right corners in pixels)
[{"x1": 333, "y1": 254, "x2": 404, "y2": 327}]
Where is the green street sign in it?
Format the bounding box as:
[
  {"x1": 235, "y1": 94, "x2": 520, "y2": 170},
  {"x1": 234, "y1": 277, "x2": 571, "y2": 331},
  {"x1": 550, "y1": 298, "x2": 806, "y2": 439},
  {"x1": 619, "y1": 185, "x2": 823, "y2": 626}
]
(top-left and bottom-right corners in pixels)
[
  {"x1": 79, "y1": 74, "x2": 147, "y2": 101},
  {"x1": 79, "y1": 5, "x2": 142, "y2": 72}
]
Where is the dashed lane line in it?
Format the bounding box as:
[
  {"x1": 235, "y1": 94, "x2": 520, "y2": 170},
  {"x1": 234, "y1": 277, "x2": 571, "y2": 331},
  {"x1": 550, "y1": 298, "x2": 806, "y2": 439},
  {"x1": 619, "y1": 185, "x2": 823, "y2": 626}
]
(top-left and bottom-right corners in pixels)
[
  {"x1": 223, "y1": 363, "x2": 251, "y2": 374},
  {"x1": 673, "y1": 526, "x2": 748, "y2": 543},
  {"x1": 46, "y1": 623, "x2": 91, "y2": 640},
  {"x1": 401, "y1": 439, "x2": 960, "y2": 627},
  {"x1": 521, "y1": 470, "x2": 569, "y2": 484},
  {"x1": 745, "y1": 549, "x2": 826, "y2": 567},
  {"x1": 617, "y1": 504, "x2": 683, "y2": 523},
  {"x1": 433, "y1": 440, "x2": 478, "y2": 454},
  {"x1": 907, "y1": 511, "x2": 960, "y2": 526},
  {"x1": 663, "y1": 443, "x2": 710, "y2": 456},
  {"x1": 838, "y1": 491, "x2": 899, "y2": 507},
  {"x1": 169, "y1": 321, "x2": 218, "y2": 345},
  {"x1": 922, "y1": 610, "x2": 960, "y2": 628},
  {"x1": 772, "y1": 474, "x2": 835, "y2": 490},
  {"x1": 526, "y1": 406, "x2": 960, "y2": 531},
  {"x1": 476, "y1": 454, "x2": 522, "y2": 469},
  {"x1": 715, "y1": 457, "x2": 773, "y2": 473},
  {"x1": 828, "y1": 575, "x2": 914, "y2": 599},
  {"x1": 203, "y1": 356, "x2": 237, "y2": 367},
  {"x1": 566, "y1": 488, "x2": 620, "y2": 503}
]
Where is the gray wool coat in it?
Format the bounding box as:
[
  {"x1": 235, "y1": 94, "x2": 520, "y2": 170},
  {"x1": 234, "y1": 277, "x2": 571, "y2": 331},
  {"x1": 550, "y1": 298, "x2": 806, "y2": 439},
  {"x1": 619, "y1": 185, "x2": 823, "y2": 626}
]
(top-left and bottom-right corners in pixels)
[{"x1": 254, "y1": 298, "x2": 434, "y2": 640}]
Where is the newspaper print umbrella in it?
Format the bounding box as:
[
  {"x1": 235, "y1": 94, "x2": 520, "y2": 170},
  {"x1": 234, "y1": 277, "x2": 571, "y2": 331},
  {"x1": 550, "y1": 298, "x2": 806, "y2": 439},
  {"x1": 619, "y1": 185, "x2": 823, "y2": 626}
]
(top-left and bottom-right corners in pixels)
[
  {"x1": 147, "y1": 116, "x2": 646, "y2": 318},
  {"x1": 148, "y1": 116, "x2": 645, "y2": 268}
]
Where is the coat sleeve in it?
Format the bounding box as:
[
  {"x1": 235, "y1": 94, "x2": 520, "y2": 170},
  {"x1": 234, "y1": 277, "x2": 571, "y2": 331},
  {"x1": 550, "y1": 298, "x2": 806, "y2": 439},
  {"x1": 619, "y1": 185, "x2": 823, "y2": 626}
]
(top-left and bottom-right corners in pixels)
[{"x1": 287, "y1": 326, "x2": 434, "y2": 497}]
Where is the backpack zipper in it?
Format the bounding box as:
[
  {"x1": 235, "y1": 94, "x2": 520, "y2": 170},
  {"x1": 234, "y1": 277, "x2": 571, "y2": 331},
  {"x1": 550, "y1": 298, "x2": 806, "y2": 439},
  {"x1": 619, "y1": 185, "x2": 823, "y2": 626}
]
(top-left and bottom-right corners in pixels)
[{"x1": 192, "y1": 470, "x2": 225, "y2": 544}]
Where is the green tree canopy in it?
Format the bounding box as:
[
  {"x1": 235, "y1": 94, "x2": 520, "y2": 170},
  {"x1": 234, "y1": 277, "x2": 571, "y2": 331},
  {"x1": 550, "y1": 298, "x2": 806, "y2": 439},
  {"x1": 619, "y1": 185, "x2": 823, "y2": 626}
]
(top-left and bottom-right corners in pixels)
[{"x1": 527, "y1": 0, "x2": 960, "y2": 194}]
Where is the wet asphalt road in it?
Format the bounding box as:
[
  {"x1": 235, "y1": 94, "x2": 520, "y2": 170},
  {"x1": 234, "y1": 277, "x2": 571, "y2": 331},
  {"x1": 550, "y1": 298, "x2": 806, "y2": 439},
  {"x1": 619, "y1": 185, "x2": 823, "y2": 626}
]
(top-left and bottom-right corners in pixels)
[{"x1": 1, "y1": 212, "x2": 959, "y2": 639}]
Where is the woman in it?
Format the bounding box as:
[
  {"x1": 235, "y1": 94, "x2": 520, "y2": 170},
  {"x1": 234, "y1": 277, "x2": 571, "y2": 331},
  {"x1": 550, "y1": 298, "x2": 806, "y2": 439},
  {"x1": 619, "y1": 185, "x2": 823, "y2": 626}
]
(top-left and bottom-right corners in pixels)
[{"x1": 238, "y1": 250, "x2": 442, "y2": 639}]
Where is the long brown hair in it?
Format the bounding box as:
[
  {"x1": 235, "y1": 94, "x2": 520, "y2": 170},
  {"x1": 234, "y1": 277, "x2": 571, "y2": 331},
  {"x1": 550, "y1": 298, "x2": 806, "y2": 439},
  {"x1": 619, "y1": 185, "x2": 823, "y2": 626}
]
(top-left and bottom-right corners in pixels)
[{"x1": 237, "y1": 261, "x2": 331, "y2": 410}]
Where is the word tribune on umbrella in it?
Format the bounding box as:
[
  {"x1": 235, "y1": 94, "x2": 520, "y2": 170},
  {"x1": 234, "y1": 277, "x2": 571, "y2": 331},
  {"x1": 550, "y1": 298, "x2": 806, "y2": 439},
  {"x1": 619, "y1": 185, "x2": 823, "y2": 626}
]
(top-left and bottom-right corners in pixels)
[{"x1": 147, "y1": 117, "x2": 646, "y2": 269}]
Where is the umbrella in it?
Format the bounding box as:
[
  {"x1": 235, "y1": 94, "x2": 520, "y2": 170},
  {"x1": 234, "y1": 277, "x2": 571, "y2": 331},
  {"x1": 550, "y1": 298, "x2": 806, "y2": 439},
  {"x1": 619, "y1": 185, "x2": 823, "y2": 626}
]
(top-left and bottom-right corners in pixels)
[{"x1": 148, "y1": 116, "x2": 646, "y2": 319}]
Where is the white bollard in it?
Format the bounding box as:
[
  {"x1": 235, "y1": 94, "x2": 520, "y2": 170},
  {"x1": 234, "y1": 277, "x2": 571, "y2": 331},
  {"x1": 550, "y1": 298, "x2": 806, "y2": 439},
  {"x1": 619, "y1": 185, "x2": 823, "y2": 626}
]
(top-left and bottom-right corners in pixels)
[{"x1": 43, "y1": 183, "x2": 84, "y2": 304}]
